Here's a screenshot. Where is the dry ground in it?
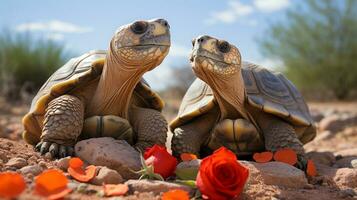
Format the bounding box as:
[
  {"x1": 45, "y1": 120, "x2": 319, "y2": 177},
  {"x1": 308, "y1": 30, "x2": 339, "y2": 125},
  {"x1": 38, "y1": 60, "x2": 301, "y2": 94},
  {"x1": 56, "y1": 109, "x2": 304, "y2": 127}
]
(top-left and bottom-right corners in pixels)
[{"x1": 0, "y1": 98, "x2": 357, "y2": 199}]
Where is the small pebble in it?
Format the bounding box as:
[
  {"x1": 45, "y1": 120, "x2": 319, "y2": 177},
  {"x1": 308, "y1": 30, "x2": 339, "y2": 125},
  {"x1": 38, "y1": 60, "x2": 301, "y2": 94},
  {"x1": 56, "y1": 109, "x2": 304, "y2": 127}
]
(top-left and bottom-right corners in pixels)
[
  {"x1": 68, "y1": 182, "x2": 79, "y2": 190},
  {"x1": 340, "y1": 188, "x2": 356, "y2": 198},
  {"x1": 56, "y1": 156, "x2": 71, "y2": 171},
  {"x1": 20, "y1": 165, "x2": 42, "y2": 176},
  {"x1": 351, "y1": 159, "x2": 357, "y2": 168},
  {"x1": 5, "y1": 157, "x2": 27, "y2": 168},
  {"x1": 39, "y1": 161, "x2": 47, "y2": 169}
]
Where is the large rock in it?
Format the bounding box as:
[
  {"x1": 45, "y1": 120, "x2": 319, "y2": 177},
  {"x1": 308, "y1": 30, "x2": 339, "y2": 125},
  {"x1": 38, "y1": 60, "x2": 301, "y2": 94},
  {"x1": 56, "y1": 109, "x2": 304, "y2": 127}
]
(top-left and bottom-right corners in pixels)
[
  {"x1": 319, "y1": 113, "x2": 357, "y2": 132},
  {"x1": 333, "y1": 157, "x2": 357, "y2": 168},
  {"x1": 316, "y1": 164, "x2": 357, "y2": 189},
  {"x1": 90, "y1": 166, "x2": 124, "y2": 185},
  {"x1": 242, "y1": 161, "x2": 308, "y2": 188},
  {"x1": 310, "y1": 109, "x2": 325, "y2": 122},
  {"x1": 5, "y1": 157, "x2": 27, "y2": 168},
  {"x1": 125, "y1": 179, "x2": 193, "y2": 195},
  {"x1": 333, "y1": 168, "x2": 357, "y2": 188},
  {"x1": 75, "y1": 137, "x2": 141, "y2": 179},
  {"x1": 306, "y1": 151, "x2": 336, "y2": 166}
]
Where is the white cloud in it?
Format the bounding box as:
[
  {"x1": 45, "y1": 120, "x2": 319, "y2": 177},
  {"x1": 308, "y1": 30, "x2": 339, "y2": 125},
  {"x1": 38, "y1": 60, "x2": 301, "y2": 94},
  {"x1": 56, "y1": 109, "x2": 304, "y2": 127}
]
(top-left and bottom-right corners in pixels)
[
  {"x1": 205, "y1": 1, "x2": 253, "y2": 25},
  {"x1": 169, "y1": 43, "x2": 191, "y2": 57},
  {"x1": 46, "y1": 33, "x2": 65, "y2": 41},
  {"x1": 15, "y1": 20, "x2": 92, "y2": 33},
  {"x1": 253, "y1": 0, "x2": 290, "y2": 12},
  {"x1": 230, "y1": 1, "x2": 254, "y2": 16},
  {"x1": 143, "y1": 58, "x2": 174, "y2": 90},
  {"x1": 252, "y1": 58, "x2": 282, "y2": 70}
]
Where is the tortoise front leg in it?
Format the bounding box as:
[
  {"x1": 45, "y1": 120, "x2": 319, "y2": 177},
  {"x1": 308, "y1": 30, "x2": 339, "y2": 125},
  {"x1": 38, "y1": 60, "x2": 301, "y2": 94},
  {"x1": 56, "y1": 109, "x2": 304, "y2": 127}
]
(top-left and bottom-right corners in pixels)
[
  {"x1": 35, "y1": 94, "x2": 84, "y2": 158},
  {"x1": 129, "y1": 106, "x2": 168, "y2": 152},
  {"x1": 171, "y1": 110, "x2": 217, "y2": 158},
  {"x1": 252, "y1": 110, "x2": 307, "y2": 169}
]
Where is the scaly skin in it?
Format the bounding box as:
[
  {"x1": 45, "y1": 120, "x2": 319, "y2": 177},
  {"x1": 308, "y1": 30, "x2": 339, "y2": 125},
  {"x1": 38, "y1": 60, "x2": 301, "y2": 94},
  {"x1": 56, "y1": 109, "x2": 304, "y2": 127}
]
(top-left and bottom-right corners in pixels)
[
  {"x1": 35, "y1": 19, "x2": 170, "y2": 158},
  {"x1": 36, "y1": 94, "x2": 83, "y2": 157},
  {"x1": 172, "y1": 108, "x2": 218, "y2": 158},
  {"x1": 129, "y1": 106, "x2": 168, "y2": 152}
]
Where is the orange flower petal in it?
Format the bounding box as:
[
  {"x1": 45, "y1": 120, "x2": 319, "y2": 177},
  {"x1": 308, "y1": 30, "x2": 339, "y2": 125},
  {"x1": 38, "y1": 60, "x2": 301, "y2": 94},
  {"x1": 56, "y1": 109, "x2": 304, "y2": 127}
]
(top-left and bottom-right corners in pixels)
[
  {"x1": 0, "y1": 172, "x2": 26, "y2": 198},
  {"x1": 273, "y1": 148, "x2": 298, "y2": 166},
  {"x1": 180, "y1": 153, "x2": 198, "y2": 162},
  {"x1": 69, "y1": 157, "x2": 84, "y2": 169},
  {"x1": 162, "y1": 189, "x2": 190, "y2": 200},
  {"x1": 307, "y1": 159, "x2": 317, "y2": 177},
  {"x1": 103, "y1": 184, "x2": 129, "y2": 197},
  {"x1": 253, "y1": 152, "x2": 273, "y2": 163},
  {"x1": 68, "y1": 165, "x2": 96, "y2": 182},
  {"x1": 35, "y1": 169, "x2": 71, "y2": 199}
]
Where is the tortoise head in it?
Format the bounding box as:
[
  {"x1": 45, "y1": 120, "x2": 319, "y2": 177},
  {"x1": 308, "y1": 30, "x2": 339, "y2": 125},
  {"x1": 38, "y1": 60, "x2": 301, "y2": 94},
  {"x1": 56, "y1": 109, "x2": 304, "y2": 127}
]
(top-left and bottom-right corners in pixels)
[
  {"x1": 110, "y1": 18, "x2": 171, "y2": 69},
  {"x1": 190, "y1": 35, "x2": 241, "y2": 80}
]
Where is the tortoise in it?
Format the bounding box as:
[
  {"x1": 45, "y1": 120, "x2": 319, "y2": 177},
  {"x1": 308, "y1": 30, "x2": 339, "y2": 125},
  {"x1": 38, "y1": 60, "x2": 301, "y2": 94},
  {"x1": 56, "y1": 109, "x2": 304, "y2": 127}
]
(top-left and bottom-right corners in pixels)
[
  {"x1": 22, "y1": 18, "x2": 171, "y2": 158},
  {"x1": 170, "y1": 35, "x2": 316, "y2": 167}
]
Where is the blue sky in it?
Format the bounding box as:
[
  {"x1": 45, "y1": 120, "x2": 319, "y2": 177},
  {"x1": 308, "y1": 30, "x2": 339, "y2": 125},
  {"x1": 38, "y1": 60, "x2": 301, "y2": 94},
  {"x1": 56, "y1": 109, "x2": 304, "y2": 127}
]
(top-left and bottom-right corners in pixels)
[{"x1": 1, "y1": 0, "x2": 292, "y2": 89}]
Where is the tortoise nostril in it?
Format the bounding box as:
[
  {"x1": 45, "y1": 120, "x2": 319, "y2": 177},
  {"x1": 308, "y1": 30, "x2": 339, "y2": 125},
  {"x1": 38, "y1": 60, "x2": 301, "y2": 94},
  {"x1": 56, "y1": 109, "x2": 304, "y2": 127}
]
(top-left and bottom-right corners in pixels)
[{"x1": 157, "y1": 19, "x2": 170, "y2": 28}]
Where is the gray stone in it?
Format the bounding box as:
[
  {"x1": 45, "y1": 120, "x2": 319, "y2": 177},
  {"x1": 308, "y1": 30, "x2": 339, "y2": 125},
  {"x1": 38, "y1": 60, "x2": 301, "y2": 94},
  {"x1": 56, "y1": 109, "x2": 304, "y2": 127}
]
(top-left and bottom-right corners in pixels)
[
  {"x1": 91, "y1": 166, "x2": 124, "y2": 185},
  {"x1": 175, "y1": 159, "x2": 201, "y2": 180},
  {"x1": 56, "y1": 156, "x2": 71, "y2": 171},
  {"x1": 319, "y1": 113, "x2": 357, "y2": 132},
  {"x1": 5, "y1": 157, "x2": 27, "y2": 168},
  {"x1": 333, "y1": 157, "x2": 357, "y2": 168},
  {"x1": 125, "y1": 179, "x2": 193, "y2": 195},
  {"x1": 339, "y1": 188, "x2": 356, "y2": 198},
  {"x1": 75, "y1": 137, "x2": 141, "y2": 179},
  {"x1": 243, "y1": 161, "x2": 308, "y2": 188},
  {"x1": 310, "y1": 110, "x2": 324, "y2": 122},
  {"x1": 20, "y1": 165, "x2": 42, "y2": 176},
  {"x1": 306, "y1": 151, "x2": 336, "y2": 166}
]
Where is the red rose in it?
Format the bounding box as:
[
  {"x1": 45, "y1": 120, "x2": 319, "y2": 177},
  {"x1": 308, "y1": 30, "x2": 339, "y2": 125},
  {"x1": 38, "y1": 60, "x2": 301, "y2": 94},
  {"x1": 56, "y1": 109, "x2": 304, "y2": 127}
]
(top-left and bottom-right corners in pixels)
[
  {"x1": 196, "y1": 147, "x2": 249, "y2": 200},
  {"x1": 144, "y1": 145, "x2": 178, "y2": 179}
]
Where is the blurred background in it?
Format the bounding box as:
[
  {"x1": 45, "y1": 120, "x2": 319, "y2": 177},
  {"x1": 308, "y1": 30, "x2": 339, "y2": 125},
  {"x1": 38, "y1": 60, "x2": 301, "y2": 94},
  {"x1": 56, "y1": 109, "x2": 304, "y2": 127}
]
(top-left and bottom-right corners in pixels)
[{"x1": 0, "y1": 0, "x2": 356, "y2": 122}]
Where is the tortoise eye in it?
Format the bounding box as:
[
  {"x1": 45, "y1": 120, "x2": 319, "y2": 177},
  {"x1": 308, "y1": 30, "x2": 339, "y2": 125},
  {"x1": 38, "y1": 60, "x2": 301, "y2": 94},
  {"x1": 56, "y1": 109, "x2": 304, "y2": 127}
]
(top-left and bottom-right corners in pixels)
[
  {"x1": 131, "y1": 21, "x2": 148, "y2": 34},
  {"x1": 217, "y1": 40, "x2": 230, "y2": 53}
]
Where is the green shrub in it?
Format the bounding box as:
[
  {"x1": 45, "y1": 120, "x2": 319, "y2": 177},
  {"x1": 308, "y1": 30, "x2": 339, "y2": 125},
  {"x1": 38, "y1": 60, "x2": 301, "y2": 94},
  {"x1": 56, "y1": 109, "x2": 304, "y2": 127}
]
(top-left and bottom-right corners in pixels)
[
  {"x1": 259, "y1": 0, "x2": 357, "y2": 100},
  {"x1": 0, "y1": 30, "x2": 71, "y2": 100}
]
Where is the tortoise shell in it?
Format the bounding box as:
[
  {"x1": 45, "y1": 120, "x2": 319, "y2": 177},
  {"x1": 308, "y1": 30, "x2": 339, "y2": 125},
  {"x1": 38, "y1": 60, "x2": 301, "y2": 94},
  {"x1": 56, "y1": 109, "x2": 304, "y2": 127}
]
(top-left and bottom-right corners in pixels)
[
  {"x1": 23, "y1": 50, "x2": 164, "y2": 145},
  {"x1": 170, "y1": 62, "x2": 316, "y2": 144}
]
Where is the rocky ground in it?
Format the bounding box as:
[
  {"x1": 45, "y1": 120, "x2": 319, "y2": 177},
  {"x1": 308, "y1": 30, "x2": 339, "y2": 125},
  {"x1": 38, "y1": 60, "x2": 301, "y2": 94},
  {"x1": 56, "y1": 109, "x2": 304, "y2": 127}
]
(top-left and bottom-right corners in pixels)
[{"x1": 0, "y1": 98, "x2": 357, "y2": 200}]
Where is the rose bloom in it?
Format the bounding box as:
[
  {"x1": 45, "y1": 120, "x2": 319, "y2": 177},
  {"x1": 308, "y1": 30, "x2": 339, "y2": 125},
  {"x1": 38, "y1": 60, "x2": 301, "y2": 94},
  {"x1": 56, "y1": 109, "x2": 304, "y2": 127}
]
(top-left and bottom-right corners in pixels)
[
  {"x1": 144, "y1": 145, "x2": 178, "y2": 179},
  {"x1": 196, "y1": 147, "x2": 249, "y2": 200}
]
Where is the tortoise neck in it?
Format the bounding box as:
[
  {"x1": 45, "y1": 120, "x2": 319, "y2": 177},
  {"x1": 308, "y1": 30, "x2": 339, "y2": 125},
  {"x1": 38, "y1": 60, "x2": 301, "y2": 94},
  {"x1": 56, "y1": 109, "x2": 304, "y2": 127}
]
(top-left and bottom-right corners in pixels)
[
  {"x1": 88, "y1": 51, "x2": 144, "y2": 119},
  {"x1": 210, "y1": 72, "x2": 248, "y2": 120}
]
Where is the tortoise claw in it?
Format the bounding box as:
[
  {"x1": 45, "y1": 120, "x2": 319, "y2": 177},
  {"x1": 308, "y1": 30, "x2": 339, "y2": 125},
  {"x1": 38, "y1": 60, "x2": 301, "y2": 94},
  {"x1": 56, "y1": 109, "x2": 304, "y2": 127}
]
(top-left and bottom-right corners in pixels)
[
  {"x1": 35, "y1": 142, "x2": 43, "y2": 152},
  {"x1": 40, "y1": 142, "x2": 51, "y2": 155},
  {"x1": 59, "y1": 145, "x2": 67, "y2": 158},
  {"x1": 49, "y1": 143, "x2": 59, "y2": 158}
]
